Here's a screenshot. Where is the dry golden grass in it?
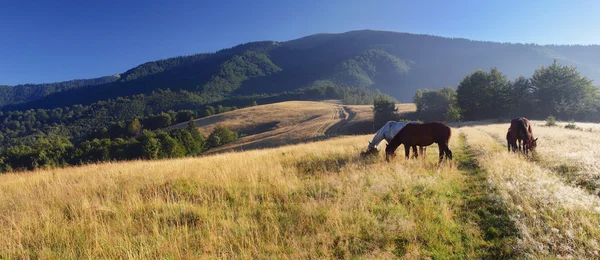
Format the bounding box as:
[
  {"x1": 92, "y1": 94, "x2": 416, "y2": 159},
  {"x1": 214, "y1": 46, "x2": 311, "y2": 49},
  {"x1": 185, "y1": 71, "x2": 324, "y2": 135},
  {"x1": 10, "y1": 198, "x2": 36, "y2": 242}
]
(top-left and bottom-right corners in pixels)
[
  {"x1": 168, "y1": 101, "x2": 347, "y2": 154},
  {"x1": 472, "y1": 121, "x2": 600, "y2": 195},
  {"x1": 345, "y1": 103, "x2": 416, "y2": 122},
  {"x1": 5, "y1": 115, "x2": 600, "y2": 258},
  {"x1": 461, "y1": 126, "x2": 600, "y2": 258},
  {"x1": 0, "y1": 132, "x2": 493, "y2": 259},
  {"x1": 168, "y1": 101, "x2": 416, "y2": 154}
]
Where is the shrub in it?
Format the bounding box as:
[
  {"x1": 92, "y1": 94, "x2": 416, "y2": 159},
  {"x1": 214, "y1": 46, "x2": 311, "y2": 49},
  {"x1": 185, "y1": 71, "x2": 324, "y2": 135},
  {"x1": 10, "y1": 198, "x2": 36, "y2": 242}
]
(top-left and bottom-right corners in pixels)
[
  {"x1": 208, "y1": 125, "x2": 238, "y2": 148},
  {"x1": 564, "y1": 121, "x2": 578, "y2": 130},
  {"x1": 546, "y1": 116, "x2": 557, "y2": 126}
]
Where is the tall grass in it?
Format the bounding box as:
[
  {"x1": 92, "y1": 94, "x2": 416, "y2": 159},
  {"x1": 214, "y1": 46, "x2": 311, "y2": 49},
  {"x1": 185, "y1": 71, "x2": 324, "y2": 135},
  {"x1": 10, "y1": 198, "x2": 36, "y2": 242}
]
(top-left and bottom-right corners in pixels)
[
  {"x1": 461, "y1": 126, "x2": 600, "y2": 258},
  {"x1": 1, "y1": 134, "x2": 486, "y2": 259},
  {"x1": 475, "y1": 122, "x2": 600, "y2": 195}
]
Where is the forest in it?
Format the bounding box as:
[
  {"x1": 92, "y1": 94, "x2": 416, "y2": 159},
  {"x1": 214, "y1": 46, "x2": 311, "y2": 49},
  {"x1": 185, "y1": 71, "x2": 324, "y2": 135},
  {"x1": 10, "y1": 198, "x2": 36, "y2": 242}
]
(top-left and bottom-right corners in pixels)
[{"x1": 412, "y1": 60, "x2": 600, "y2": 122}]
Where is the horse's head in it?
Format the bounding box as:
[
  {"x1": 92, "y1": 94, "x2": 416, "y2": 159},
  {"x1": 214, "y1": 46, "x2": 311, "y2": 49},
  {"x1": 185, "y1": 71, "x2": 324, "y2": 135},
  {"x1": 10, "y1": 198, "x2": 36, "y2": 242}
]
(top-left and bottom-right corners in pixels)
[{"x1": 526, "y1": 137, "x2": 538, "y2": 151}]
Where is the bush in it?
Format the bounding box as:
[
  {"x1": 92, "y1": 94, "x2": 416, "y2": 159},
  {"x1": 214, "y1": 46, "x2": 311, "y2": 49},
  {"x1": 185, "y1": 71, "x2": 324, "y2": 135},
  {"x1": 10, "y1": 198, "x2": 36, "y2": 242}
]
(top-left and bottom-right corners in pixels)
[
  {"x1": 564, "y1": 121, "x2": 578, "y2": 130},
  {"x1": 546, "y1": 116, "x2": 557, "y2": 126},
  {"x1": 208, "y1": 125, "x2": 238, "y2": 148}
]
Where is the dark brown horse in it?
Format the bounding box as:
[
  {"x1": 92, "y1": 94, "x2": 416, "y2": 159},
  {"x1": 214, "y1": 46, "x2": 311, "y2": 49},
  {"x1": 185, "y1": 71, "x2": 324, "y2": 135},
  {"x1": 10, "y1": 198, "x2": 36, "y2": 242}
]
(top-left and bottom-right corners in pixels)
[
  {"x1": 385, "y1": 121, "x2": 452, "y2": 163},
  {"x1": 507, "y1": 117, "x2": 537, "y2": 154}
]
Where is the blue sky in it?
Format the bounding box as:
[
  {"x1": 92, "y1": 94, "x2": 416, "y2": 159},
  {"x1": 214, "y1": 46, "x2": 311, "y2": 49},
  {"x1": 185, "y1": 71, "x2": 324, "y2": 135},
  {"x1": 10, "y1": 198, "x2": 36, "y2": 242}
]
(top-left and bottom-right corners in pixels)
[{"x1": 1, "y1": 0, "x2": 599, "y2": 85}]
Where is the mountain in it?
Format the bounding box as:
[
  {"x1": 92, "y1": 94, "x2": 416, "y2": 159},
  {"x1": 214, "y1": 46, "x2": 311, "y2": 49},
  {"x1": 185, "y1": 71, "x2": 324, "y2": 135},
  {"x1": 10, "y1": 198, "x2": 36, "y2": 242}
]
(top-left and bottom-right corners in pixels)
[
  {"x1": 3, "y1": 29, "x2": 600, "y2": 111},
  {"x1": 0, "y1": 75, "x2": 120, "y2": 108}
]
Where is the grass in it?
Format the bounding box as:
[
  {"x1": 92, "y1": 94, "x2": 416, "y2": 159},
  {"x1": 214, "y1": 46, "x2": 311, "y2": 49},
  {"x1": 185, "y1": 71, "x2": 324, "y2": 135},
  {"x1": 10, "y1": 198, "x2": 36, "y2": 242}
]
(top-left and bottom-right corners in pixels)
[
  {"x1": 461, "y1": 126, "x2": 600, "y2": 258},
  {"x1": 1, "y1": 133, "x2": 496, "y2": 259},
  {"x1": 455, "y1": 133, "x2": 519, "y2": 259},
  {"x1": 474, "y1": 121, "x2": 600, "y2": 196},
  {"x1": 3, "y1": 114, "x2": 600, "y2": 258}
]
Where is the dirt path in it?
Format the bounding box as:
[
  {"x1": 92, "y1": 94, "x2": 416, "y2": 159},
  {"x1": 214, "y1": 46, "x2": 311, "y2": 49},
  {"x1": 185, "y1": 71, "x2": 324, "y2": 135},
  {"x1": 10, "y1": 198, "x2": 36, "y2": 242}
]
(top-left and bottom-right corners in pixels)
[
  {"x1": 323, "y1": 106, "x2": 355, "y2": 137},
  {"x1": 314, "y1": 104, "x2": 350, "y2": 138}
]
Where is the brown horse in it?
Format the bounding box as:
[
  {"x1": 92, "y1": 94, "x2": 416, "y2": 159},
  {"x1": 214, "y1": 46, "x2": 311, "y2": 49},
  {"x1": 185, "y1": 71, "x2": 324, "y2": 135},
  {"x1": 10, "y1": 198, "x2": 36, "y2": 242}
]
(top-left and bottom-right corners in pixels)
[
  {"x1": 507, "y1": 117, "x2": 537, "y2": 154},
  {"x1": 385, "y1": 121, "x2": 452, "y2": 163}
]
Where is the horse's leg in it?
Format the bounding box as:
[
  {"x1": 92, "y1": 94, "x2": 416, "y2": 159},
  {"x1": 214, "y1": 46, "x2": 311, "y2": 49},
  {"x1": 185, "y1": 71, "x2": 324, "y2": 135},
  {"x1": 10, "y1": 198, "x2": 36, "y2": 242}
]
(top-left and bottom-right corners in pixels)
[
  {"x1": 404, "y1": 145, "x2": 411, "y2": 159},
  {"x1": 411, "y1": 145, "x2": 418, "y2": 159},
  {"x1": 438, "y1": 144, "x2": 444, "y2": 164}
]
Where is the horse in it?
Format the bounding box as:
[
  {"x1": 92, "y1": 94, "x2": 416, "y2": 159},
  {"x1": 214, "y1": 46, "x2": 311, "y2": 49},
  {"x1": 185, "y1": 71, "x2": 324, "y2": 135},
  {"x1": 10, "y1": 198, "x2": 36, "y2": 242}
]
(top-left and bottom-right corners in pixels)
[
  {"x1": 507, "y1": 117, "x2": 537, "y2": 154},
  {"x1": 385, "y1": 121, "x2": 452, "y2": 163},
  {"x1": 364, "y1": 121, "x2": 426, "y2": 158}
]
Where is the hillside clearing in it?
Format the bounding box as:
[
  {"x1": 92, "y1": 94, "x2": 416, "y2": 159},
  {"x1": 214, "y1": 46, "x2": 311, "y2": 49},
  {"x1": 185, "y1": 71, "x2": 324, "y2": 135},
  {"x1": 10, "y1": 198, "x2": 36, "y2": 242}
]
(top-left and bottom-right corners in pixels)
[{"x1": 168, "y1": 101, "x2": 416, "y2": 154}]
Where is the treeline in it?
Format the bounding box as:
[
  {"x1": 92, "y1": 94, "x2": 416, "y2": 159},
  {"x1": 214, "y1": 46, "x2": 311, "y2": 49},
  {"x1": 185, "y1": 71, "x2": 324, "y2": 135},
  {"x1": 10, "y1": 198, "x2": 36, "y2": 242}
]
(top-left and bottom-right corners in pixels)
[
  {"x1": 413, "y1": 60, "x2": 600, "y2": 122},
  {"x1": 0, "y1": 120, "x2": 238, "y2": 173},
  {"x1": 0, "y1": 89, "x2": 241, "y2": 149}
]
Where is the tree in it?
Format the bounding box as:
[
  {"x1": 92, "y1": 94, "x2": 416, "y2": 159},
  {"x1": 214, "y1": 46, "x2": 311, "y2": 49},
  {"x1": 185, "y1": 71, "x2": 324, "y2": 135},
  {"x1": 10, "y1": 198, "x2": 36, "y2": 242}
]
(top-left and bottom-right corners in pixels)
[
  {"x1": 139, "y1": 131, "x2": 160, "y2": 159},
  {"x1": 373, "y1": 94, "x2": 398, "y2": 130},
  {"x1": 456, "y1": 68, "x2": 510, "y2": 121},
  {"x1": 175, "y1": 110, "x2": 195, "y2": 123},
  {"x1": 531, "y1": 60, "x2": 598, "y2": 119},
  {"x1": 156, "y1": 132, "x2": 186, "y2": 158},
  {"x1": 127, "y1": 119, "x2": 143, "y2": 136},
  {"x1": 208, "y1": 125, "x2": 238, "y2": 148},
  {"x1": 186, "y1": 120, "x2": 207, "y2": 154},
  {"x1": 206, "y1": 106, "x2": 216, "y2": 115},
  {"x1": 413, "y1": 87, "x2": 456, "y2": 121},
  {"x1": 251, "y1": 101, "x2": 258, "y2": 106},
  {"x1": 508, "y1": 76, "x2": 536, "y2": 118}
]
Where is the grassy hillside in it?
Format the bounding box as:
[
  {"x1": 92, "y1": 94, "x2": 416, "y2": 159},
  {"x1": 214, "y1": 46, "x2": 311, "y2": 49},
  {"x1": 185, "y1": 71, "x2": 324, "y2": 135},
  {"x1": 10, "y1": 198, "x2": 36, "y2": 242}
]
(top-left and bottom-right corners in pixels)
[
  {"x1": 2, "y1": 121, "x2": 600, "y2": 258},
  {"x1": 167, "y1": 101, "x2": 416, "y2": 154}
]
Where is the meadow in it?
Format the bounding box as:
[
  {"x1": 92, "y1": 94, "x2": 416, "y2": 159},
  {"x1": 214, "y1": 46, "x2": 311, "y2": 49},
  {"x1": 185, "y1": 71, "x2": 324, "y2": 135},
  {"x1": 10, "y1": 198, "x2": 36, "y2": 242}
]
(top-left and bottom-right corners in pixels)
[{"x1": 1, "y1": 119, "x2": 600, "y2": 259}]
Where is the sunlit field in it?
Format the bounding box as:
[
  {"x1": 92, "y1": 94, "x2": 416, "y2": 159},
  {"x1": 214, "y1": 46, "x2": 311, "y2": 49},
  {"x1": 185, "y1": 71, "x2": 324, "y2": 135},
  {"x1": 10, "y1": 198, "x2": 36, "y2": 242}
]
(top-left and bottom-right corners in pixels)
[
  {"x1": 2, "y1": 121, "x2": 600, "y2": 258},
  {"x1": 473, "y1": 120, "x2": 600, "y2": 195},
  {"x1": 460, "y1": 125, "x2": 600, "y2": 258}
]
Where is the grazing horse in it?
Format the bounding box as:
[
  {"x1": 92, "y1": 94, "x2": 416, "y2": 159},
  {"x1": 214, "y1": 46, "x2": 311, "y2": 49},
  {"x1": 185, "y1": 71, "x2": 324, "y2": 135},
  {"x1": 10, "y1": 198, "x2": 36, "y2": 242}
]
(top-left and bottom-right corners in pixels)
[
  {"x1": 365, "y1": 121, "x2": 426, "y2": 158},
  {"x1": 507, "y1": 117, "x2": 537, "y2": 154},
  {"x1": 385, "y1": 121, "x2": 452, "y2": 163}
]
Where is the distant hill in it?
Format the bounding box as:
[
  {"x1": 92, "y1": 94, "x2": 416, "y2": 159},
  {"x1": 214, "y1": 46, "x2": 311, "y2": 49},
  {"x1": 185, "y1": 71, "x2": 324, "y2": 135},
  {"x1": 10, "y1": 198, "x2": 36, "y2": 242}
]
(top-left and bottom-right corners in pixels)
[
  {"x1": 0, "y1": 75, "x2": 120, "y2": 107},
  {"x1": 3, "y1": 29, "x2": 600, "y2": 111}
]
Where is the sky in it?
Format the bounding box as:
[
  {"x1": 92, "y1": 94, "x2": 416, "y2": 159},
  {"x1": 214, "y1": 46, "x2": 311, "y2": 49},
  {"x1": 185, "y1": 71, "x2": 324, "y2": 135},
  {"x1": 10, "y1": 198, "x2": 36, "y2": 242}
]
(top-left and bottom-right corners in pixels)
[{"x1": 1, "y1": 0, "x2": 599, "y2": 85}]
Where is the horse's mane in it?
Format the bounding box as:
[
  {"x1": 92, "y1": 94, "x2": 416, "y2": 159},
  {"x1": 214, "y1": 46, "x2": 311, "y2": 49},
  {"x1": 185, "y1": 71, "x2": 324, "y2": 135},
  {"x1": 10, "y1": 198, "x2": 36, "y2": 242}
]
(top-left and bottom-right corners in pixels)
[{"x1": 386, "y1": 123, "x2": 409, "y2": 152}]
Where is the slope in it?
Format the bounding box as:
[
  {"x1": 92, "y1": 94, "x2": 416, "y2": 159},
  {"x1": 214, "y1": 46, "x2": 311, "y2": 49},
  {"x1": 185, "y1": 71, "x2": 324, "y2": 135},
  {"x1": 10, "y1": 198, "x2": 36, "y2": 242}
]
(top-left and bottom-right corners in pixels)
[
  {"x1": 4, "y1": 29, "x2": 600, "y2": 111},
  {"x1": 167, "y1": 100, "x2": 416, "y2": 154}
]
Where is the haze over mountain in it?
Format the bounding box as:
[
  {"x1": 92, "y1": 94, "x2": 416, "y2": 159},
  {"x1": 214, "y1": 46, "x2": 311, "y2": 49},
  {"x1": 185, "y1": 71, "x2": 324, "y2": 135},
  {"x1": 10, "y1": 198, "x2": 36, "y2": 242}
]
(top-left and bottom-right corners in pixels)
[{"x1": 2, "y1": 29, "x2": 600, "y2": 110}]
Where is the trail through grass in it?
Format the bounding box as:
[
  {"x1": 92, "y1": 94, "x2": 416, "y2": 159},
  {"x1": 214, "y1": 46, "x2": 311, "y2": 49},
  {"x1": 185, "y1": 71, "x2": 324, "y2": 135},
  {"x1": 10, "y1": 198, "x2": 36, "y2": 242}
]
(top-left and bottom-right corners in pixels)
[
  {"x1": 455, "y1": 133, "x2": 519, "y2": 259},
  {"x1": 461, "y1": 126, "x2": 600, "y2": 258}
]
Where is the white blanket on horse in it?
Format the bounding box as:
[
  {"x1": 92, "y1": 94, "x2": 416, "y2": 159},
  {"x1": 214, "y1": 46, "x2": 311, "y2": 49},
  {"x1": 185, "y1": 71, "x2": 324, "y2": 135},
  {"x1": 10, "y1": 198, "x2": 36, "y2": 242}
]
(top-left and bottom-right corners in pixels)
[{"x1": 368, "y1": 121, "x2": 420, "y2": 149}]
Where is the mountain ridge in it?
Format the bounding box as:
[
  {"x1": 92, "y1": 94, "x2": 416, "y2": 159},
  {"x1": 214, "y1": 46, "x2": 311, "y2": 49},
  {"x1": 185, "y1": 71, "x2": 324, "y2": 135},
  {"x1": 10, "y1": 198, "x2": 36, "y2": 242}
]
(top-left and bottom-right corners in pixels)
[{"x1": 2, "y1": 29, "x2": 600, "y2": 110}]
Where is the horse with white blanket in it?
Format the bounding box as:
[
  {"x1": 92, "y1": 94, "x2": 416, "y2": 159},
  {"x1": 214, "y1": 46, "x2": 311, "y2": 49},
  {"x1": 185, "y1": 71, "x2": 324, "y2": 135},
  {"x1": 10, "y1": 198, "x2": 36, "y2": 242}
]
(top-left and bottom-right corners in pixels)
[{"x1": 362, "y1": 121, "x2": 426, "y2": 158}]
